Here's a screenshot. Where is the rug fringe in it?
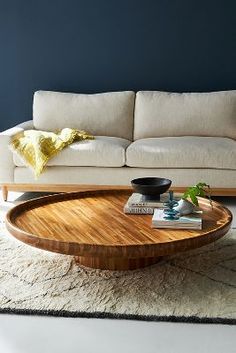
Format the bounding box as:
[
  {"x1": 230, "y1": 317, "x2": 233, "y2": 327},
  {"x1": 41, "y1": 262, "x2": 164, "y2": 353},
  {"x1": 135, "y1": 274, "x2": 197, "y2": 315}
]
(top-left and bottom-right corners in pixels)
[{"x1": 0, "y1": 308, "x2": 235, "y2": 325}]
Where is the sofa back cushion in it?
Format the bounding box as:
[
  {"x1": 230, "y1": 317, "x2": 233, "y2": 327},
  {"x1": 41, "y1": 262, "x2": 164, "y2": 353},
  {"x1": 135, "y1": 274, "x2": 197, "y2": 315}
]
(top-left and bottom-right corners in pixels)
[
  {"x1": 134, "y1": 90, "x2": 236, "y2": 140},
  {"x1": 33, "y1": 90, "x2": 135, "y2": 140}
]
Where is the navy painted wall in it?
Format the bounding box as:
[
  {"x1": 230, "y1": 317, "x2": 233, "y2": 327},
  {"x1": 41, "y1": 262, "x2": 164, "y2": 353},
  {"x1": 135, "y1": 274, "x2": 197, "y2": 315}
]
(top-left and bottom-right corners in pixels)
[{"x1": 0, "y1": 0, "x2": 236, "y2": 131}]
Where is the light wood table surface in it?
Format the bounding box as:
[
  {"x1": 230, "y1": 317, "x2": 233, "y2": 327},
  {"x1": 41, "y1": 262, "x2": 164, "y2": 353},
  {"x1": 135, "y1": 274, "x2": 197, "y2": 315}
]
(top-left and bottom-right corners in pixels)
[{"x1": 5, "y1": 188, "x2": 232, "y2": 270}]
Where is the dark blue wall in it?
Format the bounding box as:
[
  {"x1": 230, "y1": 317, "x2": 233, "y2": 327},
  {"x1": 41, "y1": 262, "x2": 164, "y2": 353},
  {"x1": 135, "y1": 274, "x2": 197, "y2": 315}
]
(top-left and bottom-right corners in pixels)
[{"x1": 0, "y1": 0, "x2": 235, "y2": 131}]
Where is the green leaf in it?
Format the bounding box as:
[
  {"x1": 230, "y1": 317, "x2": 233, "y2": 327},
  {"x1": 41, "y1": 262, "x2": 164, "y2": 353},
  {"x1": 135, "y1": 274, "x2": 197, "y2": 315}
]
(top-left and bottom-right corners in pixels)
[
  {"x1": 196, "y1": 182, "x2": 208, "y2": 188},
  {"x1": 195, "y1": 186, "x2": 201, "y2": 196},
  {"x1": 182, "y1": 187, "x2": 191, "y2": 200},
  {"x1": 198, "y1": 189, "x2": 205, "y2": 197},
  {"x1": 189, "y1": 190, "x2": 199, "y2": 206}
]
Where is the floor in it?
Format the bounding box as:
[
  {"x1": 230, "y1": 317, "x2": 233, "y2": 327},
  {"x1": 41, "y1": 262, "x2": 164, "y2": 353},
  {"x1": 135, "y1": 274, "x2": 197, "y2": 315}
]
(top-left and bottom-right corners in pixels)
[{"x1": 0, "y1": 191, "x2": 236, "y2": 353}]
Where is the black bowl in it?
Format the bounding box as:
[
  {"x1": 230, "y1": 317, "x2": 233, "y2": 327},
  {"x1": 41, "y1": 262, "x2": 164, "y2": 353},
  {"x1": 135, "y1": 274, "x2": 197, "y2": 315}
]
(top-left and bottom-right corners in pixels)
[{"x1": 131, "y1": 177, "x2": 172, "y2": 196}]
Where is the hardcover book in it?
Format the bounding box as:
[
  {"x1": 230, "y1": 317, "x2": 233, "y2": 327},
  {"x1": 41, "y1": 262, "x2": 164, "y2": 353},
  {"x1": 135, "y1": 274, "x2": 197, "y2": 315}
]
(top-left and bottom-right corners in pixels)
[
  {"x1": 127, "y1": 193, "x2": 181, "y2": 207},
  {"x1": 123, "y1": 205, "x2": 154, "y2": 214},
  {"x1": 152, "y1": 209, "x2": 202, "y2": 230}
]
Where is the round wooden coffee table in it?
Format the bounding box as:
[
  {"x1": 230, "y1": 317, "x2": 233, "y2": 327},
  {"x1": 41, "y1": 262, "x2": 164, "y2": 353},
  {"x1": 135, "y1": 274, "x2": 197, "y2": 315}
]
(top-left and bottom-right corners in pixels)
[{"x1": 6, "y1": 189, "x2": 232, "y2": 270}]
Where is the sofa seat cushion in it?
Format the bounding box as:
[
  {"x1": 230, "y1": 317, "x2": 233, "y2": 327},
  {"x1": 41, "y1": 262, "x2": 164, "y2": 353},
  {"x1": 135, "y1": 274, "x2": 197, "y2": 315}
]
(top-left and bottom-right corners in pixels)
[
  {"x1": 13, "y1": 136, "x2": 131, "y2": 168},
  {"x1": 126, "y1": 137, "x2": 236, "y2": 169}
]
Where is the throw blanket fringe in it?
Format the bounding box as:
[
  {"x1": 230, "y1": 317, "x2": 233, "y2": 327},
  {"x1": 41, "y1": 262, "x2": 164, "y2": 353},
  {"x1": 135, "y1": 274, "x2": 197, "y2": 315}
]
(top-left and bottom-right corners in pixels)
[{"x1": 10, "y1": 128, "x2": 94, "y2": 178}]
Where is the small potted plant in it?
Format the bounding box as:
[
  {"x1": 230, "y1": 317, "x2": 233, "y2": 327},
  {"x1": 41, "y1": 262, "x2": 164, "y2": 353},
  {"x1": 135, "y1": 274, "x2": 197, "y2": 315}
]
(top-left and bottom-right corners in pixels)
[{"x1": 174, "y1": 182, "x2": 212, "y2": 215}]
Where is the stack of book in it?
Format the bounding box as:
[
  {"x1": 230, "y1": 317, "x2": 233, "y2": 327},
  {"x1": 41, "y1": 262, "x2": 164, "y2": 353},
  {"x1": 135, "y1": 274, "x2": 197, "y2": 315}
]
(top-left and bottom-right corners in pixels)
[
  {"x1": 152, "y1": 209, "x2": 202, "y2": 230},
  {"x1": 123, "y1": 193, "x2": 180, "y2": 214}
]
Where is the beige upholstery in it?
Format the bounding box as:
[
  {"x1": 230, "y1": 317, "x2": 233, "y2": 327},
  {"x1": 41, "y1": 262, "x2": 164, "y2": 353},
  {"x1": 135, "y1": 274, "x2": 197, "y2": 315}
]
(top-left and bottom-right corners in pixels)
[
  {"x1": 33, "y1": 90, "x2": 135, "y2": 140},
  {"x1": 14, "y1": 167, "x2": 236, "y2": 188},
  {"x1": 134, "y1": 90, "x2": 236, "y2": 140},
  {"x1": 13, "y1": 136, "x2": 130, "y2": 168},
  {"x1": 126, "y1": 137, "x2": 236, "y2": 169},
  {"x1": 1, "y1": 90, "x2": 236, "y2": 190},
  {"x1": 0, "y1": 120, "x2": 34, "y2": 183}
]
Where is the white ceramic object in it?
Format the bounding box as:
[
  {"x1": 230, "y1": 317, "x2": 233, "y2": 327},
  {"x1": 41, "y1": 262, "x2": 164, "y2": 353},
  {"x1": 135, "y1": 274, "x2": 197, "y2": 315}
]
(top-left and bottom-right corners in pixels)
[{"x1": 174, "y1": 199, "x2": 195, "y2": 215}]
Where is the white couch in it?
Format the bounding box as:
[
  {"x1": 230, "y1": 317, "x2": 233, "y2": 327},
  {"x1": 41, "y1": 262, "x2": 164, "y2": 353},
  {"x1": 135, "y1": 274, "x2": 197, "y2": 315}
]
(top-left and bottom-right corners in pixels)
[{"x1": 1, "y1": 89, "x2": 236, "y2": 200}]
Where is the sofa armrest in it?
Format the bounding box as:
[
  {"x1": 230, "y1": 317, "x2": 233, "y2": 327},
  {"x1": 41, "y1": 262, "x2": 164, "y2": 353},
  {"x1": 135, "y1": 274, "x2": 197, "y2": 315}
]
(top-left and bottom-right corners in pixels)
[{"x1": 0, "y1": 120, "x2": 34, "y2": 183}]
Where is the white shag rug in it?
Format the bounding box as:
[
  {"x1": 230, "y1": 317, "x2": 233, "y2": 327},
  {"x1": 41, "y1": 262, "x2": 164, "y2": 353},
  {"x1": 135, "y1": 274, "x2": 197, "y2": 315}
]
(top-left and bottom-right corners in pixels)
[{"x1": 0, "y1": 216, "x2": 236, "y2": 324}]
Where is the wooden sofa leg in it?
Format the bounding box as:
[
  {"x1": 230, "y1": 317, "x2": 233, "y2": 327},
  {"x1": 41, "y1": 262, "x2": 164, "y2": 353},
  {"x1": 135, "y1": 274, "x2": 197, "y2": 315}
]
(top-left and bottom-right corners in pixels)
[{"x1": 2, "y1": 185, "x2": 8, "y2": 202}]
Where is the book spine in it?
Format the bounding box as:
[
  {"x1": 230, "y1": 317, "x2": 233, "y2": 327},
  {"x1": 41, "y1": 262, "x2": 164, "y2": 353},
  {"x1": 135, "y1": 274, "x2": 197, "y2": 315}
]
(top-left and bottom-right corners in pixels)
[
  {"x1": 152, "y1": 223, "x2": 202, "y2": 230},
  {"x1": 127, "y1": 202, "x2": 163, "y2": 207},
  {"x1": 124, "y1": 206, "x2": 154, "y2": 214}
]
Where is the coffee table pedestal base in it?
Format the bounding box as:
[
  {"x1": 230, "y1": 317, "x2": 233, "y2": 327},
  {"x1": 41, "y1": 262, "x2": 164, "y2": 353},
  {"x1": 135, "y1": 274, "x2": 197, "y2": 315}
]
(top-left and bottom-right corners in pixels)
[{"x1": 74, "y1": 255, "x2": 161, "y2": 271}]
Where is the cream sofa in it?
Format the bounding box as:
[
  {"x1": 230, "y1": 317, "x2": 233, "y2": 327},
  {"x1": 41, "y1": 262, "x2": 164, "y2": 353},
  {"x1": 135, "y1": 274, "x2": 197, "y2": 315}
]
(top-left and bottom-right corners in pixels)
[{"x1": 1, "y1": 89, "x2": 236, "y2": 200}]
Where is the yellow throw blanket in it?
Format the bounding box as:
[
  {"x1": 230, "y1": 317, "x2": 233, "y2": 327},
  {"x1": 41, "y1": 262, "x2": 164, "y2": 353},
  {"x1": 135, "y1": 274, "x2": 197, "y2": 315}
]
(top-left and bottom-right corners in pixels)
[{"x1": 10, "y1": 128, "x2": 94, "y2": 178}]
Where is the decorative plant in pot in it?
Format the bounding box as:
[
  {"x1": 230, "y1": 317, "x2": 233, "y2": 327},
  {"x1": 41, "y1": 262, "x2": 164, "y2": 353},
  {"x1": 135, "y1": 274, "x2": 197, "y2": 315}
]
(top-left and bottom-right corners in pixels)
[{"x1": 174, "y1": 182, "x2": 212, "y2": 215}]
